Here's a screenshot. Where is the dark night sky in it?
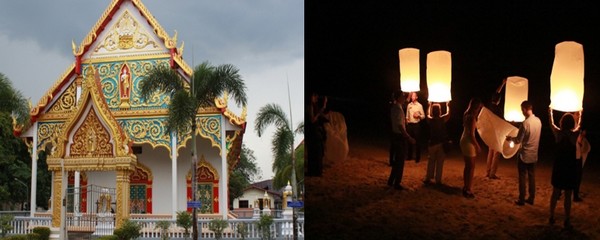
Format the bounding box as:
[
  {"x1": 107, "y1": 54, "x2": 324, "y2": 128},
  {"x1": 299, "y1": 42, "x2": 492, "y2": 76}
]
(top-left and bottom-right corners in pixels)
[{"x1": 306, "y1": 2, "x2": 600, "y2": 145}]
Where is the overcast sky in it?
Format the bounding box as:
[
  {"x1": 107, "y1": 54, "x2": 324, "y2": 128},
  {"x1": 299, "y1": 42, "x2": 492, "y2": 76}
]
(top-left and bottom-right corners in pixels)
[{"x1": 0, "y1": 0, "x2": 304, "y2": 182}]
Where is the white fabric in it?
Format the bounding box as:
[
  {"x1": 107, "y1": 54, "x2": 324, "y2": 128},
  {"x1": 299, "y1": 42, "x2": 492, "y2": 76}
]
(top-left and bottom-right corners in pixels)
[
  {"x1": 476, "y1": 107, "x2": 520, "y2": 159},
  {"x1": 323, "y1": 111, "x2": 349, "y2": 163},
  {"x1": 577, "y1": 137, "x2": 591, "y2": 167}
]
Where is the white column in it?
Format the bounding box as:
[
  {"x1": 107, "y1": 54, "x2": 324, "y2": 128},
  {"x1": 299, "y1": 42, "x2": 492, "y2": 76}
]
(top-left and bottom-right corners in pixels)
[
  {"x1": 49, "y1": 171, "x2": 54, "y2": 211},
  {"x1": 30, "y1": 123, "x2": 38, "y2": 217},
  {"x1": 171, "y1": 132, "x2": 178, "y2": 218},
  {"x1": 219, "y1": 117, "x2": 228, "y2": 219},
  {"x1": 74, "y1": 171, "x2": 80, "y2": 213}
]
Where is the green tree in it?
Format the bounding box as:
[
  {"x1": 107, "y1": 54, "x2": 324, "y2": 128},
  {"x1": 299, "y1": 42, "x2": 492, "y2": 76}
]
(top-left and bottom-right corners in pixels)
[
  {"x1": 155, "y1": 220, "x2": 171, "y2": 240},
  {"x1": 229, "y1": 144, "x2": 261, "y2": 209},
  {"x1": 0, "y1": 73, "x2": 32, "y2": 210},
  {"x1": 257, "y1": 214, "x2": 273, "y2": 240},
  {"x1": 140, "y1": 61, "x2": 247, "y2": 240},
  {"x1": 208, "y1": 218, "x2": 228, "y2": 240},
  {"x1": 254, "y1": 104, "x2": 304, "y2": 189},
  {"x1": 0, "y1": 73, "x2": 30, "y2": 127},
  {"x1": 255, "y1": 103, "x2": 303, "y2": 240},
  {"x1": 176, "y1": 211, "x2": 192, "y2": 239}
]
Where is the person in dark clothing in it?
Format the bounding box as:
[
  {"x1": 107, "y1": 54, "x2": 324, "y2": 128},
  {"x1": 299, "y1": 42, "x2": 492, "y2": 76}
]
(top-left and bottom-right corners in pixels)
[
  {"x1": 306, "y1": 92, "x2": 328, "y2": 176},
  {"x1": 424, "y1": 102, "x2": 450, "y2": 185},
  {"x1": 486, "y1": 78, "x2": 506, "y2": 179},
  {"x1": 388, "y1": 90, "x2": 415, "y2": 190},
  {"x1": 548, "y1": 110, "x2": 580, "y2": 229}
]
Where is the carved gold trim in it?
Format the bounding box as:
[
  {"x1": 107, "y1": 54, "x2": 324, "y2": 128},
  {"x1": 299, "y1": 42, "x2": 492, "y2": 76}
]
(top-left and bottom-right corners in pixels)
[
  {"x1": 74, "y1": 0, "x2": 177, "y2": 57},
  {"x1": 31, "y1": 63, "x2": 76, "y2": 117},
  {"x1": 82, "y1": 54, "x2": 171, "y2": 64},
  {"x1": 51, "y1": 171, "x2": 63, "y2": 227},
  {"x1": 47, "y1": 65, "x2": 136, "y2": 172},
  {"x1": 94, "y1": 10, "x2": 157, "y2": 52},
  {"x1": 186, "y1": 155, "x2": 220, "y2": 181},
  {"x1": 49, "y1": 83, "x2": 77, "y2": 114},
  {"x1": 132, "y1": 161, "x2": 153, "y2": 182},
  {"x1": 214, "y1": 93, "x2": 247, "y2": 126},
  {"x1": 47, "y1": 157, "x2": 136, "y2": 172},
  {"x1": 172, "y1": 53, "x2": 192, "y2": 76},
  {"x1": 116, "y1": 170, "x2": 131, "y2": 228}
]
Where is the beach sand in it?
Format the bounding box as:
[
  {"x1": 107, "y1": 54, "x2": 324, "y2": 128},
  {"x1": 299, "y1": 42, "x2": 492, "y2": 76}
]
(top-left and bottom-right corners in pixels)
[{"x1": 305, "y1": 136, "x2": 600, "y2": 240}]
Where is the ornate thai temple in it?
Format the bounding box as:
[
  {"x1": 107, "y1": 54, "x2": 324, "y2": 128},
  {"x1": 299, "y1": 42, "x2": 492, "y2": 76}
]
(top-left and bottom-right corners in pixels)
[{"x1": 16, "y1": 0, "x2": 246, "y2": 228}]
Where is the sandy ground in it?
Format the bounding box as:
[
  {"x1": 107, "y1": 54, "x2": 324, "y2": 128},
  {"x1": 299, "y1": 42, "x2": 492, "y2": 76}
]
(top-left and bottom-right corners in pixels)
[{"x1": 305, "y1": 136, "x2": 600, "y2": 240}]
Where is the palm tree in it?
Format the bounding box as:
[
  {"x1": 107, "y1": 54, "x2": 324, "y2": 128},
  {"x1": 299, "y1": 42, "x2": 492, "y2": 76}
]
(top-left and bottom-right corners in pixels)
[
  {"x1": 255, "y1": 103, "x2": 303, "y2": 239},
  {"x1": 140, "y1": 61, "x2": 247, "y2": 240}
]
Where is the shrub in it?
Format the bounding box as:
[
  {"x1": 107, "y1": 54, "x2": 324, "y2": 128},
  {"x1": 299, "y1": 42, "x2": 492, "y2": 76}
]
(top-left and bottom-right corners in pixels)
[
  {"x1": 176, "y1": 211, "x2": 192, "y2": 239},
  {"x1": 0, "y1": 214, "x2": 14, "y2": 238},
  {"x1": 97, "y1": 235, "x2": 119, "y2": 240},
  {"x1": 155, "y1": 220, "x2": 171, "y2": 240},
  {"x1": 113, "y1": 219, "x2": 141, "y2": 240},
  {"x1": 32, "y1": 227, "x2": 50, "y2": 240},
  {"x1": 5, "y1": 234, "x2": 29, "y2": 240},
  {"x1": 257, "y1": 214, "x2": 273, "y2": 240},
  {"x1": 208, "y1": 219, "x2": 228, "y2": 240},
  {"x1": 236, "y1": 222, "x2": 248, "y2": 240}
]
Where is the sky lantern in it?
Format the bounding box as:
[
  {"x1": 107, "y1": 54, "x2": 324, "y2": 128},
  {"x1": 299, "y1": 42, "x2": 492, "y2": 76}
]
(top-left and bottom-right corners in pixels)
[
  {"x1": 504, "y1": 76, "x2": 528, "y2": 122},
  {"x1": 426, "y1": 50, "x2": 452, "y2": 102},
  {"x1": 399, "y1": 48, "x2": 420, "y2": 92},
  {"x1": 550, "y1": 41, "x2": 584, "y2": 112}
]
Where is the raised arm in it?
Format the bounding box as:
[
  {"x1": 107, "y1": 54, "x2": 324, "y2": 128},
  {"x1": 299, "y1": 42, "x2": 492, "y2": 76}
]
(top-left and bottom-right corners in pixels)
[
  {"x1": 427, "y1": 102, "x2": 433, "y2": 119},
  {"x1": 548, "y1": 107, "x2": 560, "y2": 133},
  {"x1": 440, "y1": 101, "x2": 451, "y2": 120},
  {"x1": 496, "y1": 78, "x2": 507, "y2": 93}
]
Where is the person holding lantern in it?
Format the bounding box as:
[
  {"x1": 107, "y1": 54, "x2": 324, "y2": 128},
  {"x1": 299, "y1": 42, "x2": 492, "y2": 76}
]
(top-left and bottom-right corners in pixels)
[
  {"x1": 486, "y1": 78, "x2": 507, "y2": 180},
  {"x1": 424, "y1": 102, "x2": 450, "y2": 185},
  {"x1": 548, "y1": 111, "x2": 580, "y2": 229},
  {"x1": 506, "y1": 101, "x2": 541, "y2": 206},
  {"x1": 406, "y1": 92, "x2": 425, "y2": 163},
  {"x1": 460, "y1": 97, "x2": 483, "y2": 198}
]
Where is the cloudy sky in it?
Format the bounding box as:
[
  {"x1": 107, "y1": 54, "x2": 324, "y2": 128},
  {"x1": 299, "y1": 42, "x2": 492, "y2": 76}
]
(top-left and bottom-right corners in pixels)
[{"x1": 0, "y1": 0, "x2": 304, "y2": 182}]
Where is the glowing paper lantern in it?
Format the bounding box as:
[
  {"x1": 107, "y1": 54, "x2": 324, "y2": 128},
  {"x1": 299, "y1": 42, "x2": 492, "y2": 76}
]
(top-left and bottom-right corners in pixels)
[
  {"x1": 504, "y1": 76, "x2": 528, "y2": 122},
  {"x1": 550, "y1": 41, "x2": 584, "y2": 112},
  {"x1": 426, "y1": 50, "x2": 452, "y2": 102},
  {"x1": 477, "y1": 107, "x2": 520, "y2": 159},
  {"x1": 399, "y1": 48, "x2": 420, "y2": 92}
]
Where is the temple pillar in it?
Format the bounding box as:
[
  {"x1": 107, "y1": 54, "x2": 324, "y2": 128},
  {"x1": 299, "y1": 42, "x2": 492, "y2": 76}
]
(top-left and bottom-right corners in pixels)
[
  {"x1": 116, "y1": 170, "x2": 131, "y2": 227},
  {"x1": 171, "y1": 132, "x2": 178, "y2": 218},
  {"x1": 51, "y1": 170, "x2": 64, "y2": 227},
  {"x1": 30, "y1": 124, "x2": 38, "y2": 217},
  {"x1": 219, "y1": 118, "x2": 228, "y2": 219}
]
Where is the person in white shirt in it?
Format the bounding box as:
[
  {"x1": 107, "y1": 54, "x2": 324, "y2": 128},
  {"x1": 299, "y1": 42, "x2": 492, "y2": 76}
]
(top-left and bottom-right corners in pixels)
[
  {"x1": 406, "y1": 92, "x2": 425, "y2": 162},
  {"x1": 507, "y1": 101, "x2": 542, "y2": 206}
]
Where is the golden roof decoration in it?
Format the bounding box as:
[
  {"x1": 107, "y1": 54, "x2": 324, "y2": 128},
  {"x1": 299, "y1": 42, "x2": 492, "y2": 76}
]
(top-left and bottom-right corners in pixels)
[
  {"x1": 30, "y1": 63, "x2": 76, "y2": 118},
  {"x1": 73, "y1": 0, "x2": 178, "y2": 57},
  {"x1": 214, "y1": 92, "x2": 247, "y2": 126},
  {"x1": 52, "y1": 65, "x2": 134, "y2": 159}
]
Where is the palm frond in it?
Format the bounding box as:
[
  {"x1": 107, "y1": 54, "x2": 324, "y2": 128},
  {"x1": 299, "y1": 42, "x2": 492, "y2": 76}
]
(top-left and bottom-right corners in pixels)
[
  {"x1": 166, "y1": 91, "x2": 197, "y2": 134},
  {"x1": 254, "y1": 104, "x2": 290, "y2": 137},
  {"x1": 139, "y1": 65, "x2": 185, "y2": 101},
  {"x1": 193, "y1": 62, "x2": 248, "y2": 107},
  {"x1": 295, "y1": 121, "x2": 304, "y2": 135},
  {"x1": 271, "y1": 127, "x2": 293, "y2": 172}
]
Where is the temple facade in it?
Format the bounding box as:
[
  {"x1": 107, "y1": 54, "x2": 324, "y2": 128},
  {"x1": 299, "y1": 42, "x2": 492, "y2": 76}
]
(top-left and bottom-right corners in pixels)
[{"x1": 16, "y1": 0, "x2": 246, "y2": 228}]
